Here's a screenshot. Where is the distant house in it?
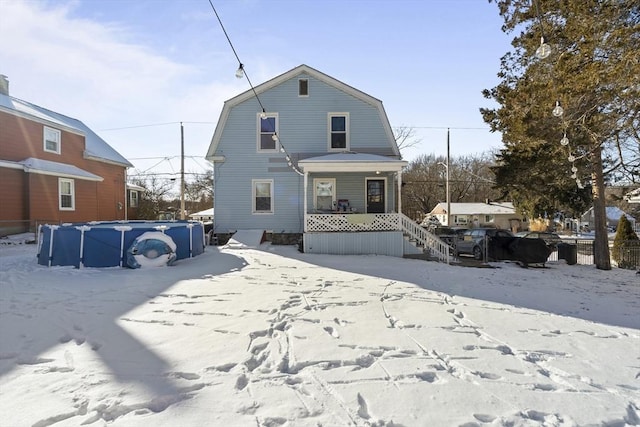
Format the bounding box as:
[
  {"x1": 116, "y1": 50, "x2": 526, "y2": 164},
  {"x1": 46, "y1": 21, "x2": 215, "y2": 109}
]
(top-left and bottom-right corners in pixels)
[
  {"x1": 580, "y1": 206, "x2": 636, "y2": 231},
  {"x1": 189, "y1": 208, "x2": 214, "y2": 222},
  {"x1": 625, "y1": 188, "x2": 640, "y2": 204},
  {"x1": 126, "y1": 183, "x2": 145, "y2": 220},
  {"x1": 429, "y1": 202, "x2": 526, "y2": 231},
  {"x1": 0, "y1": 75, "x2": 134, "y2": 236},
  {"x1": 205, "y1": 65, "x2": 451, "y2": 260}
]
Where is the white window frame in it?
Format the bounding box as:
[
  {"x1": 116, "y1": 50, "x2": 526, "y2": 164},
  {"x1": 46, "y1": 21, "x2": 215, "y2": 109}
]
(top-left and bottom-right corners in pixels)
[
  {"x1": 44, "y1": 126, "x2": 61, "y2": 154},
  {"x1": 59, "y1": 178, "x2": 75, "y2": 211},
  {"x1": 298, "y1": 78, "x2": 309, "y2": 97},
  {"x1": 257, "y1": 112, "x2": 279, "y2": 152},
  {"x1": 129, "y1": 190, "x2": 139, "y2": 208},
  {"x1": 328, "y1": 112, "x2": 349, "y2": 151},
  {"x1": 252, "y1": 179, "x2": 274, "y2": 214},
  {"x1": 313, "y1": 178, "x2": 336, "y2": 211}
]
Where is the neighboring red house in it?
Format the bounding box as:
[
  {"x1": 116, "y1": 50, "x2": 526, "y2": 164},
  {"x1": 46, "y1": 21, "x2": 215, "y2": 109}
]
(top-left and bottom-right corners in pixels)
[{"x1": 0, "y1": 75, "x2": 135, "y2": 236}]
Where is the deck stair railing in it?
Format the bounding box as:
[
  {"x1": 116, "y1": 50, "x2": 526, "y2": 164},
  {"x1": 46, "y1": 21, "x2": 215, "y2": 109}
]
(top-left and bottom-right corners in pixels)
[{"x1": 399, "y1": 213, "x2": 451, "y2": 264}]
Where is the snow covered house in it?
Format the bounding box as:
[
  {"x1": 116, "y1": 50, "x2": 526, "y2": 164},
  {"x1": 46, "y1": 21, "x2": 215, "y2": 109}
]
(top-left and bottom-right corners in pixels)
[
  {"x1": 625, "y1": 188, "x2": 640, "y2": 204},
  {"x1": 429, "y1": 202, "x2": 527, "y2": 231},
  {"x1": 206, "y1": 65, "x2": 448, "y2": 260},
  {"x1": 0, "y1": 75, "x2": 134, "y2": 236}
]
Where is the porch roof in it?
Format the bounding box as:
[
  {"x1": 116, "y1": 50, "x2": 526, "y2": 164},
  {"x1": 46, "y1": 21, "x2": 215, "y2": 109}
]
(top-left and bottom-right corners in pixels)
[{"x1": 298, "y1": 152, "x2": 407, "y2": 173}]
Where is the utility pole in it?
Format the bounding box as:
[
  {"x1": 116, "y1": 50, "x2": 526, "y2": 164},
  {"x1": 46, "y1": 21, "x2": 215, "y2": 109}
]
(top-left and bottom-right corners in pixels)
[
  {"x1": 180, "y1": 122, "x2": 186, "y2": 220},
  {"x1": 446, "y1": 128, "x2": 450, "y2": 227}
]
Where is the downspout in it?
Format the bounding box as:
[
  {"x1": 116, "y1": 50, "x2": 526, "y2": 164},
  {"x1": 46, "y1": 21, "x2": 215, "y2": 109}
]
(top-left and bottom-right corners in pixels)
[{"x1": 124, "y1": 169, "x2": 128, "y2": 221}]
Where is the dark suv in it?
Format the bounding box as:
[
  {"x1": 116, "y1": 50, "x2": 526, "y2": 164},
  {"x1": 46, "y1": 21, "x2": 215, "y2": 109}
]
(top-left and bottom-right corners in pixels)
[{"x1": 456, "y1": 228, "x2": 514, "y2": 260}]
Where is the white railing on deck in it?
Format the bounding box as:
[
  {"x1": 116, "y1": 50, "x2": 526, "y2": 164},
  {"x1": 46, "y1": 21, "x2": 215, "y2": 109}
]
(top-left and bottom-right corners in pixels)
[
  {"x1": 305, "y1": 213, "x2": 400, "y2": 233},
  {"x1": 399, "y1": 214, "x2": 450, "y2": 264}
]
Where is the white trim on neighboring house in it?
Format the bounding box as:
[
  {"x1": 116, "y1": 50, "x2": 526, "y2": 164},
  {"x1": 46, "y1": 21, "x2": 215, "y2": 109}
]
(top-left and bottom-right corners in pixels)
[
  {"x1": 43, "y1": 126, "x2": 61, "y2": 154},
  {"x1": 252, "y1": 179, "x2": 274, "y2": 214},
  {"x1": 0, "y1": 160, "x2": 24, "y2": 170},
  {"x1": 58, "y1": 178, "x2": 75, "y2": 211},
  {"x1": 21, "y1": 158, "x2": 103, "y2": 181},
  {"x1": 0, "y1": 92, "x2": 133, "y2": 168},
  {"x1": 206, "y1": 64, "x2": 400, "y2": 161}
]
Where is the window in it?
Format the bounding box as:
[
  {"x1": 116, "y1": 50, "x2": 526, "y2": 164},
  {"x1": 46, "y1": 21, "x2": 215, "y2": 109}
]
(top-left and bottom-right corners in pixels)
[
  {"x1": 313, "y1": 178, "x2": 335, "y2": 211},
  {"x1": 59, "y1": 178, "x2": 75, "y2": 210},
  {"x1": 129, "y1": 190, "x2": 139, "y2": 208},
  {"x1": 298, "y1": 79, "x2": 309, "y2": 96},
  {"x1": 253, "y1": 179, "x2": 273, "y2": 214},
  {"x1": 328, "y1": 113, "x2": 349, "y2": 151},
  {"x1": 485, "y1": 215, "x2": 494, "y2": 223},
  {"x1": 258, "y1": 113, "x2": 278, "y2": 152},
  {"x1": 44, "y1": 127, "x2": 61, "y2": 154}
]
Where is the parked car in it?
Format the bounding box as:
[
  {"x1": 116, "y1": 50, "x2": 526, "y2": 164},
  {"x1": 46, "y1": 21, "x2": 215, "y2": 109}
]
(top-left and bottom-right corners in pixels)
[
  {"x1": 518, "y1": 231, "x2": 563, "y2": 249},
  {"x1": 456, "y1": 228, "x2": 514, "y2": 260},
  {"x1": 423, "y1": 226, "x2": 468, "y2": 254}
]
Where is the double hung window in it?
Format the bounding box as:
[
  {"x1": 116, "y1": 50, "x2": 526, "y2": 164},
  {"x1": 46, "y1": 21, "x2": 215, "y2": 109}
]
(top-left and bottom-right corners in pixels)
[
  {"x1": 253, "y1": 179, "x2": 273, "y2": 214},
  {"x1": 328, "y1": 113, "x2": 349, "y2": 151},
  {"x1": 59, "y1": 178, "x2": 75, "y2": 210},
  {"x1": 44, "y1": 127, "x2": 61, "y2": 154},
  {"x1": 258, "y1": 113, "x2": 278, "y2": 152}
]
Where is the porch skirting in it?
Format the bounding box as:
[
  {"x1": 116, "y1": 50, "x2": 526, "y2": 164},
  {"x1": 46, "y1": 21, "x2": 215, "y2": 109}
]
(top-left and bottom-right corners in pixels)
[{"x1": 303, "y1": 231, "x2": 404, "y2": 257}]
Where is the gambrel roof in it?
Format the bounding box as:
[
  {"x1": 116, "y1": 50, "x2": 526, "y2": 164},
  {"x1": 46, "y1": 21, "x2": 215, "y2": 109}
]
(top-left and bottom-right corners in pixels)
[
  {"x1": 0, "y1": 93, "x2": 132, "y2": 168},
  {"x1": 206, "y1": 64, "x2": 399, "y2": 160}
]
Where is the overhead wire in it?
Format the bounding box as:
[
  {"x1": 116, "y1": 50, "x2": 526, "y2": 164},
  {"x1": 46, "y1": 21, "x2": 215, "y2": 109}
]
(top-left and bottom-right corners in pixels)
[{"x1": 207, "y1": 0, "x2": 303, "y2": 175}]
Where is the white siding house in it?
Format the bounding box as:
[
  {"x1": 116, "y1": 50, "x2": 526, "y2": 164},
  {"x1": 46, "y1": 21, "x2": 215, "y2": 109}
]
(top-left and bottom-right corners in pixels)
[{"x1": 429, "y1": 202, "x2": 526, "y2": 231}]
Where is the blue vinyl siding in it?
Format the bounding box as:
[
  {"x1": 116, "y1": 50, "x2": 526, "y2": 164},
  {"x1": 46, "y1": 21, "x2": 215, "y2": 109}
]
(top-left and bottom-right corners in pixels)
[{"x1": 212, "y1": 71, "x2": 397, "y2": 234}]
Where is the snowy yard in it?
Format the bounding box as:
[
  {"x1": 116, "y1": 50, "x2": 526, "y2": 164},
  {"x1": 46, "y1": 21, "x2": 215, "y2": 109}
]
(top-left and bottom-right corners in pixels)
[{"x1": 0, "y1": 239, "x2": 639, "y2": 426}]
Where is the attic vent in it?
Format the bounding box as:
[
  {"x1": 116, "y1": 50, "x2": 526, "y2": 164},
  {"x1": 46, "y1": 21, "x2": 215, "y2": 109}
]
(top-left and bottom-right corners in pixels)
[{"x1": 298, "y1": 78, "x2": 308, "y2": 97}]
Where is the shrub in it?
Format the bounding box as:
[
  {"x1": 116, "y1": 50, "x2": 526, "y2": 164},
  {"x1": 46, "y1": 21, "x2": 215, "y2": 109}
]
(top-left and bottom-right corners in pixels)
[{"x1": 612, "y1": 215, "x2": 639, "y2": 269}]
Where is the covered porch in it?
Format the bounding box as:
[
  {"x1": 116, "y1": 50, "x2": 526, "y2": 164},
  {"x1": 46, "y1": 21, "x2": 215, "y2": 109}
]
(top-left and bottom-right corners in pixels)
[{"x1": 299, "y1": 153, "x2": 407, "y2": 232}]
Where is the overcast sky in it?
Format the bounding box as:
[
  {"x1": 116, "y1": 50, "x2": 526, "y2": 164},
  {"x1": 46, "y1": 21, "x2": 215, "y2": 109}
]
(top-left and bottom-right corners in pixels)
[{"x1": 0, "y1": 0, "x2": 513, "y2": 180}]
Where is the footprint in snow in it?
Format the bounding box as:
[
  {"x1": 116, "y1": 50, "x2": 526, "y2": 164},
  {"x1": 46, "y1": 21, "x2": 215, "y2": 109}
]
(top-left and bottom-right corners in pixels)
[{"x1": 323, "y1": 326, "x2": 340, "y2": 338}]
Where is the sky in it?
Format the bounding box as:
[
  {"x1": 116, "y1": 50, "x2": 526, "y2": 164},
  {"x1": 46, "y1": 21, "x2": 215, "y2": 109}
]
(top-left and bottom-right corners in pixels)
[
  {"x1": 0, "y1": 233, "x2": 639, "y2": 426},
  {"x1": 0, "y1": 0, "x2": 513, "y2": 185}
]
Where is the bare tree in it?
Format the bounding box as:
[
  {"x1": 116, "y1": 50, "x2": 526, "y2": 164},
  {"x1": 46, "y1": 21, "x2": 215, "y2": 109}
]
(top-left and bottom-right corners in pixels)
[{"x1": 393, "y1": 126, "x2": 422, "y2": 155}]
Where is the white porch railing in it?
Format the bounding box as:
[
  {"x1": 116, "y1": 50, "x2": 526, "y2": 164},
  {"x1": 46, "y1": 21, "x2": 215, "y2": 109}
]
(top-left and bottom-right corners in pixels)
[
  {"x1": 305, "y1": 213, "x2": 400, "y2": 232},
  {"x1": 304, "y1": 212, "x2": 450, "y2": 264},
  {"x1": 399, "y1": 213, "x2": 450, "y2": 264}
]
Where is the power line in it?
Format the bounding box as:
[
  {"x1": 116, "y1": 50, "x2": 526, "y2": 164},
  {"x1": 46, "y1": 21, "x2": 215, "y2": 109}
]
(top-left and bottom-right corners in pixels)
[{"x1": 99, "y1": 121, "x2": 216, "y2": 132}]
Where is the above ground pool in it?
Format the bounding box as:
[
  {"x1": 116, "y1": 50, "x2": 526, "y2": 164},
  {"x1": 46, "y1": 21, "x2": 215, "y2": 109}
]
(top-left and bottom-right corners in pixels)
[{"x1": 37, "y1": 220, "x2": 206, "y2": 268}]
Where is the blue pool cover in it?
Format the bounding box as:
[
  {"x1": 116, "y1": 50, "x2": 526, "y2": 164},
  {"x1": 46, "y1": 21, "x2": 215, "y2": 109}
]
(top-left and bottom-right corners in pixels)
[{"x1": 37, "y1": 221, "x2": 205, "y2": 268}]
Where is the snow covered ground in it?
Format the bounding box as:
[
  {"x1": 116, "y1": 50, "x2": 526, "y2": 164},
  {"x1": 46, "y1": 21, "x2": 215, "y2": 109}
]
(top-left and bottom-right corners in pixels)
[{"x1": 0, "y1": 236, "x2": 639, "y2": 426}]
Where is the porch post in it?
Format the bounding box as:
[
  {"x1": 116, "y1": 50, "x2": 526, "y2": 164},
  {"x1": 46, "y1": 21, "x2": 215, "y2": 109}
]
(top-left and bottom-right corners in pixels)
[
  {"x1": 397, "y1": 170, "x2": 402, "y2": 215},
  {"x1": 303, "y1": 171, "x2": 308, "y2": 232}
]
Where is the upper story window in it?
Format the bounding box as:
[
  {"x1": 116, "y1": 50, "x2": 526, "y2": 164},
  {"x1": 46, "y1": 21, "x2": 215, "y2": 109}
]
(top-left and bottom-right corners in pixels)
[
  {"x1": 298, "y1": 79, "x2": 309, "y2": 97},
  {"x1": 129, "y1": 190, "x2": 139, "y2": 208},
  {"x1": 252, "y1": 179, "x2": 274, "y2": 214},
  {"x1": 258, "y1": 113, "x2": 279, "y2": 152},
  {"x1": 44, "y1": 127, "x2": 61, "y2": 154},
  {"x1": 59, "y1": 178, "x2": 75, "y2": 210},
  {"x1": 328, "y1": 113, "x2": 349, "y2": 151}
]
